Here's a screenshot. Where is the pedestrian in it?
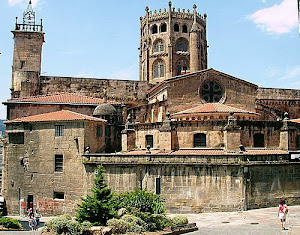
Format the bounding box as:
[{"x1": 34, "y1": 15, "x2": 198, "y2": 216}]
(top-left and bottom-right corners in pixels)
[
  {"x1": 278, "y1": 199, "x2": 289, "y2": 230},
  {"x1": 34, "y1": 209, "x2": 41, "y2": 230},
  {"x1": 28, "y1": 215, "x2": 35, "y2": 231}
]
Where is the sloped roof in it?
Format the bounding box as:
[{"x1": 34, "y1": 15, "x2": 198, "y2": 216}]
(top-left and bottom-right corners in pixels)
[
  {"x1": 4, "y1": 93, "x2": 119, "y2": 105},
  {"x1": 5, "y1": 110, "x2": 106, "y2": 123},
  {"x1": 172, "y1": 103, "x2": 258, "y2": 116},
  {"x1": 291, "y1": 118, "x2": 300, "y2": 123}
]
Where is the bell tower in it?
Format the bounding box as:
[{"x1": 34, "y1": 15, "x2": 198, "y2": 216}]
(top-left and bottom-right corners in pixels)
[
  {"x1": 139, "y1": 1, "x2": 208, "y2": 84},
  {"x1": 11, "y1": 0, "x2": 44, "y2": 98}
]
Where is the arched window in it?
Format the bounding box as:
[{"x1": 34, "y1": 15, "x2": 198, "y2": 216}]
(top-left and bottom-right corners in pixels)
[
  {"x1": 182, "y1": 25, "x2": 188, "y2": 33},
  {"x1": 145, "y1": 135, "x2": 154, "y2": 148},
  {"x1": 153, "y1": 60, "x2": 165, "y2": 78},
  {"x1": 194, "y1": 133, "x2": 206, "y2": 147},
  {"x1": 254, "y1": 133, "x2": 264, "y2": 147},
  {"x1": 160, "y1": 23, "x2": 167, "y2": 33},
  {"x1": 174, "y1": 23, "x2": 179, "y2": 32},
  {"x1": 176, "y1": 59, "x2": 189, "y2": 75},
  {"x1": 152, "y1": 25, "x2": 158, "y2": 34},
  {"x1": 153, "y1": 39, "x2": 165, "y2": 53},
  {"x1": 176, "y1": 38, "x2": 188, "y2": 52}
]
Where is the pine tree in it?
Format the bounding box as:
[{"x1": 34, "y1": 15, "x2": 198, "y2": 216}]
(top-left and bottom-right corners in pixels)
[{"x1": 76, "y1": 165, "x2": 114, "y2": 225}]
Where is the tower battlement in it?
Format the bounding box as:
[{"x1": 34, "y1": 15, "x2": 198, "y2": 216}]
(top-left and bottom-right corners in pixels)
[{"x1": 140, "y1": 2, "x2": 206, "y2": 27}]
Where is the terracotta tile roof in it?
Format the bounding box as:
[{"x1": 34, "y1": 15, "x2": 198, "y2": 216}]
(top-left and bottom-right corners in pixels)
[
  {"x1": 291, "y1": 118, "x2": 300, "y2": 123},
  {"x1": 5, "y1": 110, "x2": 106, "y2": 123},
  {"x1": 6, "y1": 93, "x2": 119, "y2": 105},
  {"x1": 243, "y1": 149, "x2": 288, "y2": 155},
  {"x1": 172, "y1": 103, "x2": 259, "y2": 116},
  {"x1": 170, "y1": 149, "x2": 226, "y2": 155},
  {"x1": 124, "y1": 150, "x2": 162, "y2": 155},
  {"x1": 146, "y1": 82, "x2": 164, "y2": 94}
]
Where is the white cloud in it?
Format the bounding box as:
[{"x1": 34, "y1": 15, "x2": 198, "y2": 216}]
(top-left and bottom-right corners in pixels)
[
  {"x1": 8, "y1": 0, "x2": 40, "y2": 7},
  {"x1": 280, "y1": 65, "x2": 300, "y2": 80},
  {"x1": 249, "y1": 0, "x2": 298, "y2": 34}
]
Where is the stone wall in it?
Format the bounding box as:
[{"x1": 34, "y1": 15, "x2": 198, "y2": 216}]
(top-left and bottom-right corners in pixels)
[
  {"x1": 246, "y1": 164, "x2": 300, "y2": 209},
  {"x1": 39, "y1": 76, "x2": 150, "y2": 103},
  {"x1": 3, "y1": 120, "x2": 104, "y2": 215}
]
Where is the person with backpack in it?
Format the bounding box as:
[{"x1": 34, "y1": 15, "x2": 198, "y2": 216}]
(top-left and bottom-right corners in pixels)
[{"x1": 278, "y1": 199, "x2": 289, "y2": 230}]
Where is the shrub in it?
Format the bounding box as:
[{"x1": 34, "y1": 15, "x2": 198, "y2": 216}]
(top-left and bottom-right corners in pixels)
[
  {"x1": 121, "y1": 214, "x2": 148, "y2": 232},
  {"x1": 0, "y1": 217, "x2": 21, "y2": 229},
  {"x1": 107, "y1": 218, "x2": 131, "y2": 234},
  {"x1": 112, "y1": 189, "x2": 165, "y2": 214},
  {"x1": 150, "y1": 214, "x2": 173, "y2": 230},
  {"x1": 76, "y1": 165, "x2": 115, "y2": 225},
  {"x1": 44, "y1": 215, "x2": 92, "y2": 235},
  {"x1": 172, "y1": 216, "x2": 188, "y2": 226}
]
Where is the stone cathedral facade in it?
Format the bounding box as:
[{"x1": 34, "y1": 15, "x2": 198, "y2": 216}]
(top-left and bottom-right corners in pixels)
[{"x1": 2, "y1": 1, "x2": 300, "y2": 216}]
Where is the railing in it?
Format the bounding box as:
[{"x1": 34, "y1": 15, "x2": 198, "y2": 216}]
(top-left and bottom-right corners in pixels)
[{"x1": 15, "y1": 23, "x2": 43, "y2": 32}]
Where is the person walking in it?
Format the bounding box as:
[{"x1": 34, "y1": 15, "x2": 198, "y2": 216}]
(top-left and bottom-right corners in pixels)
[
  {"x1": 34, "y1": 209, "x2": 41, "y2": 230},
  {"x1": 278, "y1": 199, "x2": 289, "y2": 230}
]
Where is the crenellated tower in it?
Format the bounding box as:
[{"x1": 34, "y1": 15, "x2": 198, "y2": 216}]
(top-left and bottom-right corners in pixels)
[
  {"x1": 11, "y1": 0, "x2": 44, "y2": 98},
  {"x1": 139, "y1": 1, "x2": 208, "y2": 84}
]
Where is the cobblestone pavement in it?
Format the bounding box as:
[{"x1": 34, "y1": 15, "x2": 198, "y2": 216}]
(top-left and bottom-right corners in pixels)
[{"x1": 0, "y1": 206, "x2": 299, "y2": 234}]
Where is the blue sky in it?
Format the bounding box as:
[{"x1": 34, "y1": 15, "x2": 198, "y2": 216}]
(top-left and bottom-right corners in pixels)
[{"x1": 0, "y1": 0, "x2": 299, "y2": 119}]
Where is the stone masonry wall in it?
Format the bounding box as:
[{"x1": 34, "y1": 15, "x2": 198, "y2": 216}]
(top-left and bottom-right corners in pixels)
[
  {"x1": 3, "y1": 121, "x2": 101, "y2": 215},
  {"x1": 39, "y1": 76, "x2": 150, "y2": 103},
  {"x1": 246, "y1": 164, "x2": 300, "y2": 209}
]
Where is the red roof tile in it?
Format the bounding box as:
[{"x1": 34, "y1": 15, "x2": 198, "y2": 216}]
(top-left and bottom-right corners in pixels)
[
  {"x1": 172, "y1": 103, "x2": 258, "y2": 116},
  {"x1": 5, "y1": 110, "x2": 106, "y2": 123},
  {"x1": 170, "y1": 149, "x2": 226, "y2": 155},
  {"x1": 6, "y1": 93, "x2": 119, "y2": 105}
]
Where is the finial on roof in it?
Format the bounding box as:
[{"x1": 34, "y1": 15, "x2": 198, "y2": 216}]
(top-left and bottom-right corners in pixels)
[
  {"x1": 145, "y1": 6, "x2": 149, "y2": 12},
  {"x1": 191, "y1": 4, "x2": 199, "y2": 32},
  {"x1": 169, "y1": 1, "x2": 172, "y2": 7},
  {"x1": 23, "y1": 0, "x2": 35, "y2": 25},
  {"x1": 103, "y1": 88, "x2": 107, "y2": 103}
]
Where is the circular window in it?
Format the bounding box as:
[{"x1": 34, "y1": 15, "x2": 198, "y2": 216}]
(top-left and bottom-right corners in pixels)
[{"x1": 201, "y1": 81, "x2": 223, "y2": 103}]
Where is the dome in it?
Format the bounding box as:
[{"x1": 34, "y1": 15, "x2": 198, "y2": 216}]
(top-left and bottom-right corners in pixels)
[{"x1": 93, "y1": 103, "x2": 117, "y2": 116}]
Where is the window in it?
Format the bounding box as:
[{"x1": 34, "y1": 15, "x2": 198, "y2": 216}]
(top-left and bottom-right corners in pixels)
[
  {"x1": 8, "y1": 133, "x2": 24, "y2": 144},
  {"x1": 176, "y1": 59, "x2": 189, "y2": 75},
  {"x1": 194, "y1": 133, "x2": 206, "y2": 147},
  {"x1": 176, "y1": 38, "x2": 188, "y2": 52},
  {"x1": 201, "y1": 81, "x2": 223, "y2": 103},
  {"x1": 296, "y1": 136, "x2": 300, "y2": 149},
  {"x1": 254, "y1": 133, "x2": 264, "y2": 147},
  {"x1": 153, "y1": 39, "x2": 165, "y2": 53},
  {"x1": 153, "y1": 60, "x2": 165, "y2": 78},
  {"x1": 182, "y1": 25, "x2": 188, "y2": 33},
  {"x1": 54, "y1": 192, "x2": 64, "y2": 200},
  {"x1": 155, "y1": 177, "x2": 161, "y2": 195},
  {"x1": 55, "y1": 154, "x2": 63, "y2": 172},
  {"x1": 97, "y1": 124, "x2": 103, "y2": 137},
  {"x1": 174, "y1": 23, "x2": 179, "y2": 32},
  {"x1": 55, "y1": 125, "x2": 64, "y2": 137},
  {"x1": 160, "y1": 23, "x2": 167, "y2": 32},
  {"x1": 145, "y1": 135, "x2": 154, "y2": 148},
  {"x1": 20, "y1": 61, "x2": 25, "y2": 69},
  {"x1": 152, "y1": 25, "x2": 158, "y2": 34}
]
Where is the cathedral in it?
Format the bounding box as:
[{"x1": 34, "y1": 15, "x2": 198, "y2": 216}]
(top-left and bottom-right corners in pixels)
[{"x1": 2, "y1": 1, "x2": 300, "y2": 215}]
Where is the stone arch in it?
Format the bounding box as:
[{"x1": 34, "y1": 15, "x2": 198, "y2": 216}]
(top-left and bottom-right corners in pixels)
[
  {"x1": 174, "y1": 23, "x2": 179, "y2": 32},
  {"x1": 176, "y1": 58, "x2": 189, "y2": 75},
  {"x1": 160, "y1": 23, "x2": 167, "y2": 33},
  {"x1": 176, "y1": 37, "x2": 189, "y2": 52},
  {"x1": 153, "y1": 38, "x2": 165, "y2": 53},
  {"x1": 153, "y1": 59, "x2": 165, "y2": 78},
  {"x1": 152, "y1": 24, "x2": 158, "y2": 34},
  {"x1": 182, "y1": 25, "x2": 188, "y2": 33}
]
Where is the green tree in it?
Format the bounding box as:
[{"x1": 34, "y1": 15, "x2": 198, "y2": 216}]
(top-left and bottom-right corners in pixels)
[{"x1": 76, "y1": 165, "x2": 115, "y2": 225}]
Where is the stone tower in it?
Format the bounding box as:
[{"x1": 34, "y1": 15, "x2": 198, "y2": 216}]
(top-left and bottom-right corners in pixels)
[
  {"x1": 11, "y1": 0, "x2": 44, "y2": 98},
  {"x1": 139, "y1": 1, "x2": 208, "y2": 84}
]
